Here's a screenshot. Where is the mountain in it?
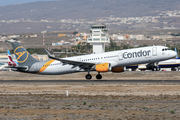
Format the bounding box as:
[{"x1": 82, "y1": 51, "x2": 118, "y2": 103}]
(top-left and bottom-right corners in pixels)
[
  {"x1": 0, "y1": 0, "x2": 180, "y2": 33},
  {"x1": 0, "y1": 0, "x2": 180, "y2": 20}
]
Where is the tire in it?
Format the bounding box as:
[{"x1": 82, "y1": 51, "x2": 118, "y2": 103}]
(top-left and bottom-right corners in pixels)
[{"x1": 85, "y1": 74, "x2": 92, "y2": 80}]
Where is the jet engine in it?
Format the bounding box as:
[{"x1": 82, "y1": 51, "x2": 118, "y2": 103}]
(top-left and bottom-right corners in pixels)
[
  {"x1": 96, "y1": 63, "x2": 111, "y2": 72},
  {"x1": 111, "y1": 67, "x2": 124, "y2": 73}
]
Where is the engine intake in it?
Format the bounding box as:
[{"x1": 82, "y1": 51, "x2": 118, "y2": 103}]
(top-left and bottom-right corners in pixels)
[{"x1": 96, "y1": 63, "x2": 111, "y2": 72}]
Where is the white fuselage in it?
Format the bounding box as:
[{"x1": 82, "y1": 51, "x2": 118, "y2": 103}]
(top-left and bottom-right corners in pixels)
[{"x1": 28, "y1": 46, "x2": 176, "y2": 75}]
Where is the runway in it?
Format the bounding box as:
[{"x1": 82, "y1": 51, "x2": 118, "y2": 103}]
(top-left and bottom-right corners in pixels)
[
  {"x1": 0, "y1": 99, "x2": 180, "y2": 103},
  {"x1": 0, "y1": 80, "x2": 180, "y2": 83},
  {"x1": 1, "y1": 71, "x2": 180, "y2": 81}
]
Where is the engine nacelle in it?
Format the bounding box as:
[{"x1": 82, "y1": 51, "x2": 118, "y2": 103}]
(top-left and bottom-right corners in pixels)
[
  {"x1": 111, "y1": 67, "x2": 124, "y2": 73},
  {"x1": 96, "y1": 63, "x2": 111, "y2": 72}
]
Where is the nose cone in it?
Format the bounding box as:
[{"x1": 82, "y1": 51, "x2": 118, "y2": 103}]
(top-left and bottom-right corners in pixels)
[{"x1": 171, "y1": 51, "x2": 177, "y2": 58}]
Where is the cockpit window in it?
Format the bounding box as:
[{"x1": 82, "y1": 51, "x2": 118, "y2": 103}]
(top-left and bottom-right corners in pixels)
[{"x1": 162, "y1": 48, "x2": 170, "y2": 51}]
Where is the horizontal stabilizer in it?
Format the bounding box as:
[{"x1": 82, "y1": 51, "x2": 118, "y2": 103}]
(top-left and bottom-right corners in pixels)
[{"x1": 5, "y1": 66, "x2": 28, "y2": 69}]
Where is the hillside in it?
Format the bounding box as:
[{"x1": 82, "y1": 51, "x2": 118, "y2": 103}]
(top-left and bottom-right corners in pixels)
[
  {"x1": 0, "y1": 0, "x2": 180, "y2": 33},
  {"x1": 0, "y1": 0, "x2": 180, "y2": 20}
]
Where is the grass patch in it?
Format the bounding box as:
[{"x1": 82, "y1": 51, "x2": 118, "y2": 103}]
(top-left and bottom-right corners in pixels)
[
  {"x1": 170, "y1": 110, "x2": 175, "y2": 114},
  {"x1": 83, "y1": 101, "x2": 87, "y2": 105}
]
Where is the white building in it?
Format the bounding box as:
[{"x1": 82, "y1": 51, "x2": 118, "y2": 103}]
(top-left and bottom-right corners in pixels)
[
  {"x1": 117, "y1": 36, "x2": 125, "y2": 40},
  {"x1": 87, "y1": 24, "x2": 110, "y2": 54}
]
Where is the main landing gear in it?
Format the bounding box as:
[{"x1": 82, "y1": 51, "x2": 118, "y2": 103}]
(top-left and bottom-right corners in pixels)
[
  {"x1": 85, "y1": 72, "x2": 102, "y2": 80},
  {"x1": 85, "y1": 70, "x2": 92, "y2": 80},
  {"x1": 85, "y1": 74, "x2": 92, "y2": 80},
  {"x1": 96, "y1": 73, "x2": 102, "y2": 80},
  {"x1": 151, "y1": 67, "x2": 160, "y2": 71}
]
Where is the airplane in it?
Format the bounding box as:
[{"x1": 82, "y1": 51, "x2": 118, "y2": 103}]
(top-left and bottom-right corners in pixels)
[
  {"x1": 156, "y1": 48, "x2": 180, "y2": 71},
  {"x1": 8, "y1": 41, "x2": 176, "y2": 80},
  {"x1": 7, "y1": 50, "x2": 18, "y2": 67},
  {"x1": 0, "y1": 57, "x2": 8, "y2": 71},
  {"x1": 0, "y1": 63, "x2": 6, "y2": 71},
  {"x1": 126, "y1": 48, "x2": 180, "y2": 71},
  {"x1": 0, "y1": 50, "x2": 18, "y2": 71}
]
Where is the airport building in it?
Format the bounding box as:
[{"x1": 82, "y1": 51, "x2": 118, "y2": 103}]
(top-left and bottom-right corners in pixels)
[
  {"x1": 32, "y1": 54, "x2": 49, "y2": 61},
  {"x1": 87, "y1": 24, "x2": 110, "y2": 54}
]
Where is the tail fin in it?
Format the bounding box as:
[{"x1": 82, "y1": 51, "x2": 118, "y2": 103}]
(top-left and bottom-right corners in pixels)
[
  {"x1": 175, "y1": 48, "x2": 180, "y2": 59},
  {"x1": 11, "y1": 42, "x2": 38, "y2": 67},
  {"x1": 7, "y1": 50, "x2": 18, "y2": 67}
]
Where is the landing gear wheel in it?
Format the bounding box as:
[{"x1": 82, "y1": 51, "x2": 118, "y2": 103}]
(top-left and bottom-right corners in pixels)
[
  {"x1": 85, "y1": 74, "x2": 92, "y2": 80},
  {"x1": 96, "y1": 74, "x2": 102, "y2": 79},
  {"x1": 156, "y1": 67, "x2": 158, "y2": 71},
  {"x1": 171, "y1": 67, "x2": 176, "y2": 71}
]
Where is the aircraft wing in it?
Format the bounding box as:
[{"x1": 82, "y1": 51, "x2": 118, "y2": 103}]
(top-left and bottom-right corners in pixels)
[{"x1": 44, "y1": 49, "x2": 95, "y2": 69}]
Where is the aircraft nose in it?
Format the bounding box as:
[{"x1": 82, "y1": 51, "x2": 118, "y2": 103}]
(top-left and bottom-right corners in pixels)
[{"x1": 172, "y1": 51, "x2": 177, "y2": 57}]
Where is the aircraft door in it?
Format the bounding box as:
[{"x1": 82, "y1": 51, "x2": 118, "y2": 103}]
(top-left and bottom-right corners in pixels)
[
  {"x1": 31, "y1": 62, "x2": 39, "y2": 72},
  {"x1": 118, "y1": 53, "x2": 123, "y2": 60},
  {"x1": 35, "y1": 63, "x2": 39, "y2": 71},
  {"x1": 152, "y1": 47, "x2": 157, "y2": 56}
]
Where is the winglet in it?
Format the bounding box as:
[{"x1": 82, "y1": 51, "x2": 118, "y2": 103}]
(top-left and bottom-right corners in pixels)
[
  {"x1": 44, "y1": 49, "x2": 52, "y2": 57},
  {"x1": 7, "y1": 50, "x2": 11, "y2": 55},
  {"x1": 175, "y1": 48, "x2": 179, "y2": 59},
  {"x1": 44, "y1": 49, "x2": 59, "y2": 60}
]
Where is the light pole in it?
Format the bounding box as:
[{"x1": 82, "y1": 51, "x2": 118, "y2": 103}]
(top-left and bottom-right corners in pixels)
[{"x1": 41, "y1": 31, "x2": 46, "y2": 46}]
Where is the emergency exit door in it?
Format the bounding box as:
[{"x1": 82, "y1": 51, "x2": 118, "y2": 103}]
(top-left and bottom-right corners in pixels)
[
  {"x1": 152, "y1": 47, "x2": 157, "y2": 56},
  {"x1": 118, "y1": 52, "x2": 123, "y2": 60}
]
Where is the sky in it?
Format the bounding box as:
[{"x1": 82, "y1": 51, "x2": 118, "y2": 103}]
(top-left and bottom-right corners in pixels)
[{"x1": 0, "y1": 0, "x2": 58, "y2": 6}]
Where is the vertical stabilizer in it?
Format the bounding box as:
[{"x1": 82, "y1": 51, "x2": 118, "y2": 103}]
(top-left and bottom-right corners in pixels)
[
  {"x1": 7, "y1": 50, "x2": 18, "y2": 67},
  {"x1": 175, "y1": 48, "x2": 179, "y2": 59},
  {"x1": 11, "y1": 42, "x2": 38, "y2": 67}
]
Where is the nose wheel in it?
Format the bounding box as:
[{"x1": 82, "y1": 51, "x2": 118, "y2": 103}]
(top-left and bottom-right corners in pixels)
[{"x1": 85, "y1": 74, "x2": 92, "y2": 80}]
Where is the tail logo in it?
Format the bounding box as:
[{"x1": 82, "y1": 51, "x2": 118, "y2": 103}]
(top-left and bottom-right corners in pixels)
[{"x1": 14, "y1": 46, "x2": 28, "y2": 63}]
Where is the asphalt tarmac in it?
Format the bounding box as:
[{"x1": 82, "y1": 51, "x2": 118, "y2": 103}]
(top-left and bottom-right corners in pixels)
[
  {"x1": 1, "y1": 71, "x2": 180, "y2": 81},
  {"x1": 0, "y1": 80, "x2": 180, "y2": 83}
]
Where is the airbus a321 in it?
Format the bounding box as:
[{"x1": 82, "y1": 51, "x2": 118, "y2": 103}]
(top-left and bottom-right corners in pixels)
[{"x1": 9, "y1": 42, "x2": 176, "y2": 80}]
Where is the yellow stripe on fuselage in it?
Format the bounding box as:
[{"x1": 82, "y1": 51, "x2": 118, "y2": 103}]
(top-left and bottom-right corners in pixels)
[{"x1": 38, "y1": 60, "x2": 55, "y2": 73}]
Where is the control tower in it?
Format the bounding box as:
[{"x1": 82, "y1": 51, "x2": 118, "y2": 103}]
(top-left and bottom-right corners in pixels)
[{"x1": 87, "y1": 24, "x2": 110, "y2": 54}]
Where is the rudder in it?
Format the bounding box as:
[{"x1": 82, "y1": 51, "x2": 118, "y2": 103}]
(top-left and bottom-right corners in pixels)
[{"x1": 11, "y1": 42, "x2": 38, "y2": 67}]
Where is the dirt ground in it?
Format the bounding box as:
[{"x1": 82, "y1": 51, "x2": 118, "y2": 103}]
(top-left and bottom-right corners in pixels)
[{"x1": 0, "y1": 71, "x2": 180, "y2": 119}]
